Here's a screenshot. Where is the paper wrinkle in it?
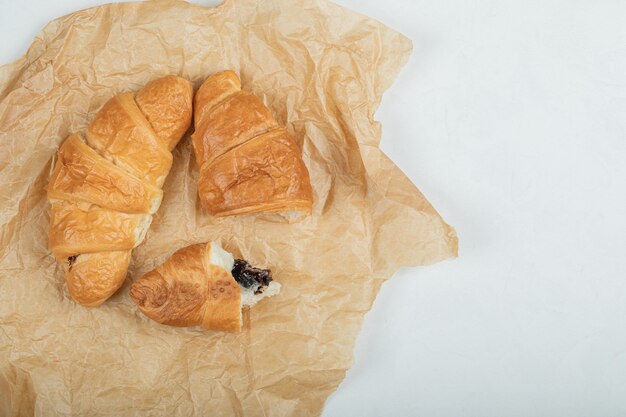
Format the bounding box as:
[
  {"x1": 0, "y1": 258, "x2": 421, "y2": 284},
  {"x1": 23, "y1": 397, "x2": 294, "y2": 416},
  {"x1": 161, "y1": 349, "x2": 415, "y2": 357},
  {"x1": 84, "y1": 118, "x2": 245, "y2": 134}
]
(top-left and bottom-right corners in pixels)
[{"x1": 0, "y1": 0, "x2": 457, "y2": 415}]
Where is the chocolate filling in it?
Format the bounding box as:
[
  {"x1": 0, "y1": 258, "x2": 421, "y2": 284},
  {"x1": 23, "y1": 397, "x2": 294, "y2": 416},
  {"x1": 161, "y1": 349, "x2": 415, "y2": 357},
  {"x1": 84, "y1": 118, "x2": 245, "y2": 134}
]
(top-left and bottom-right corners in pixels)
[
  {"x1": 67, "y1": 255, "x2": 78, "y2": 270},
  {"x1": 231, "y1": 259, "x2": 272, "y2": 294}
]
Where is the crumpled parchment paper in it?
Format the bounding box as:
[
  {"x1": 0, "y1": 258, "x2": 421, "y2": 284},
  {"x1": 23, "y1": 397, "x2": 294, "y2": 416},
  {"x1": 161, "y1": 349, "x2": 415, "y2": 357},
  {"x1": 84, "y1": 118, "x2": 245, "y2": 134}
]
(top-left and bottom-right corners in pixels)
[{"x1": 0, "y1": 0, "x2": 458, "y2": 415}]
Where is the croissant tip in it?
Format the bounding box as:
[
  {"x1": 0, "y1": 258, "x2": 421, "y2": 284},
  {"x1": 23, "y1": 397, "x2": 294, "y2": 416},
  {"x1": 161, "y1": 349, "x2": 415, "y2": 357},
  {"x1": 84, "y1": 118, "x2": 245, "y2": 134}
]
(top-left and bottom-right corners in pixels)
[{"x1": 129, "y1": 283, "x2": 146, "y2": 307}]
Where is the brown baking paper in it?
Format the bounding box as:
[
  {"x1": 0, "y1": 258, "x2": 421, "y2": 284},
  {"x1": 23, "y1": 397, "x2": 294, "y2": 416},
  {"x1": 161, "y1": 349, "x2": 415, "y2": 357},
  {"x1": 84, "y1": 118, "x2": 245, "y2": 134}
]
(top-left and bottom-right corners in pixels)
[{"x1": 0, "y1": 0, "x2": 458, "y2": 415}]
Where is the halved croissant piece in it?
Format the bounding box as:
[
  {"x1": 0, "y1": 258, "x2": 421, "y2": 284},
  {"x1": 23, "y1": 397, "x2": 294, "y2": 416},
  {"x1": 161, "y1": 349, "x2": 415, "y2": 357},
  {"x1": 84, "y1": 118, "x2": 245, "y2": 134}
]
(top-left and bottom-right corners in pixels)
[
  {"x1": 47, "y1": 76, "x2": 193, "y2": 306},
  {"x1": 130, "y1": 242, "x2": 280, "y2": 332},
  {"x1": 192, "y1": 70, "x2": 313, "y2": 218}
]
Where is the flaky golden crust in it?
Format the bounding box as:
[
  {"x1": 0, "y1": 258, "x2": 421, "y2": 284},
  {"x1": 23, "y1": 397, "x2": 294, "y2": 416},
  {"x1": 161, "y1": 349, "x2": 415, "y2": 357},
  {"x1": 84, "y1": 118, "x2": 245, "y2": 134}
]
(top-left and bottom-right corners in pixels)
[
  {"x1": 47, "y1": 134, "x2": 162, "y2": 214},
  {"x1": 48, "y1": 201, "x2": 149, "y2": 259},
  {"x1": 192, "y1": 70, "x2": 241, "y2": 132},
  {"x1": 198, "y1": 128, "x2": 313, "y2": 217},
  {"x1": 130, "y1": 243, "x2": 242, "y2": 332},
  {"x1": 193, "y1": 92, "x2": 278, "y2": 167},
  {"x1": 192, "y1": 71, "x2": 313, "y2": 217},
  {"x1": 135, "y1": 76, "x2": 194, "y2": 151},
  {"x1": 48, "y1": 76, "x2": 193, "y2": 306},
  {"x1": 86, "y1": 93, "x2": 173, "y2": 188},
  {"x1": 65, "y1": 251, "x2": 131, "y2": 307}
]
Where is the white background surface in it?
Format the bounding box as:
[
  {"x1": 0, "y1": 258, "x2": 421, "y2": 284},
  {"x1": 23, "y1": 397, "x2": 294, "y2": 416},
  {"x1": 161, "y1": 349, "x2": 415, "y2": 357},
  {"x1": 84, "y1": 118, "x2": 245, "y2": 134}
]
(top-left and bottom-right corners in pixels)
[{"x1": 2, "y1": 0, "x2": 626, "y2": 416}]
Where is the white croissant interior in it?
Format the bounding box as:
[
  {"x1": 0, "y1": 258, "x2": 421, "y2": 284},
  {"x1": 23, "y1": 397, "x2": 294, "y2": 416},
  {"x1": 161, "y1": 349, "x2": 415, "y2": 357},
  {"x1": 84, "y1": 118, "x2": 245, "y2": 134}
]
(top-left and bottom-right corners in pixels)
[
  {"x1": 241, "y1": 281, "x2": 281, "y2": 308},
  {"x1": 208, "y1": 241, "x2": 281, "y2": 308}
]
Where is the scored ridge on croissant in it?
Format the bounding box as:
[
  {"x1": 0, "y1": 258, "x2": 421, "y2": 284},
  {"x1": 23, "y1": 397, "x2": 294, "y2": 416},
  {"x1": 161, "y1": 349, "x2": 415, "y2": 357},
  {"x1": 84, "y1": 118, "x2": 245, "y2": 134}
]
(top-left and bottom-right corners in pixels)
[{"x1": 47, "y1": 76, "x2": 193, "y2": 307}]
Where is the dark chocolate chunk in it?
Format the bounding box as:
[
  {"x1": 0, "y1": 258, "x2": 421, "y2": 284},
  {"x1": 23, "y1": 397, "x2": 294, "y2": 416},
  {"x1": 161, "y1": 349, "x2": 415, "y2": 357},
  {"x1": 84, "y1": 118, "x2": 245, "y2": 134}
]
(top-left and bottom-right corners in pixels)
[
  {"x1": 232, "y1": 259, "x2": 272, "y2": 294},
  {"x1": 67, "y1": 255, "x2": 78, "y2": 270}
]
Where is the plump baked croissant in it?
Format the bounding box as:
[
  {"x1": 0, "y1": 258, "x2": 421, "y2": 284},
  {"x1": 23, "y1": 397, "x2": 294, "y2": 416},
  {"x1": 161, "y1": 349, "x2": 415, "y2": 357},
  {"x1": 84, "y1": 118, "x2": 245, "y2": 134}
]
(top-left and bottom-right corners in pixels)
[
  {"x1": 191, "y1": 70, "x2": 313, "y2": 219},
  {"x1": 47, "y1": 76, "x2": 193, "y2": 307},
  {"x1": 130, "y1": 242, "x2": 280, "y2": 332}
]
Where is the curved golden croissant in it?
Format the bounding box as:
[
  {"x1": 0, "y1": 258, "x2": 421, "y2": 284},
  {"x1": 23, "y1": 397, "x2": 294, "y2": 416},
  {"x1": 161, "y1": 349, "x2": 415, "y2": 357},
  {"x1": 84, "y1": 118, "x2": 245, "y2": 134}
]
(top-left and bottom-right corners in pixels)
[
  {"x1": 47, "y1": 76, "x2": 193, "y2": 307},
  {"x1": 192, "y1": 70, "x2": 313, "y2": 218},
  {"x1": 130, "y1": 242, "x2": 280, "y2": 332}
]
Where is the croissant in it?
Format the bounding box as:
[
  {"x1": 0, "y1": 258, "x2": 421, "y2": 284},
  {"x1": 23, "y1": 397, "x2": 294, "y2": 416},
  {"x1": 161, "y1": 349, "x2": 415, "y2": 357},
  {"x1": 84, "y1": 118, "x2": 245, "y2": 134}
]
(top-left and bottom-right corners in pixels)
[
  {"x1": 191, "y1": 70, "x2": 313, "y2": 219},
  {"x1": 130, "y1": 242, "x2": 280, "y2": 332},
  {"x1": 47, "y1": 76, "x2": 193, "y2": 307}
]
